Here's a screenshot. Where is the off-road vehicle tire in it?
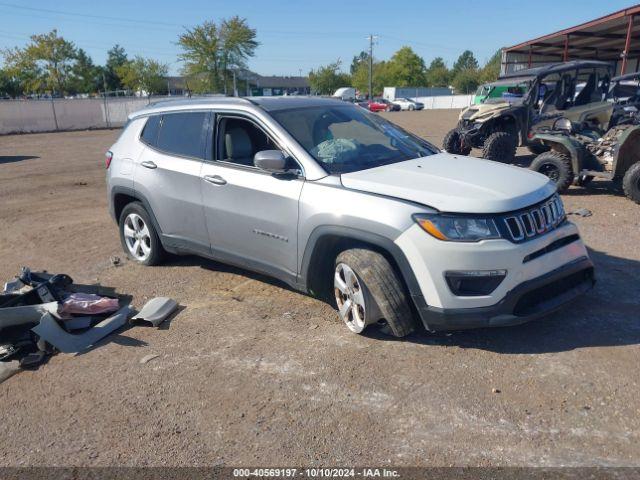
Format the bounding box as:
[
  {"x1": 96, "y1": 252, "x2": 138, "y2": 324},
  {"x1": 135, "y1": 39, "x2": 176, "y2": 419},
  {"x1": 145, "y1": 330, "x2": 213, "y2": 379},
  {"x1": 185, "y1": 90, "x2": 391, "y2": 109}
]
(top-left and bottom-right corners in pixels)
[
  {"x1": 527, "y1": 141, "x2": 550, "y2": 155},
  {"x1": 334, "y1": 249, "x2": 416, "y2": 337},
  {"x1": 622, "y1": 162, "x2": 640, "y2": 204},
  {"x1": 119, "y1": 202, "x2": 165, "y2": 266},
  {"x1": 443, "y1": 129, "x2": 471, "y2": 155},
  {"x1": 482, "y1": 131, "x2": 517, "y2": 163},
  {"x1": 529, "y1": 151, "x2": 573, "y2": 192}
]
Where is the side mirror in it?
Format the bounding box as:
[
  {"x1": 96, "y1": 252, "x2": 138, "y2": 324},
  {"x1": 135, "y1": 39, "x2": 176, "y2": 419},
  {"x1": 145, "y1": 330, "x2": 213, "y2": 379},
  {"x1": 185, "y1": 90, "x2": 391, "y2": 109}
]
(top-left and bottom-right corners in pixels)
[{"x1": 254, "y1": 150, "x2": 288, "y2": 173}]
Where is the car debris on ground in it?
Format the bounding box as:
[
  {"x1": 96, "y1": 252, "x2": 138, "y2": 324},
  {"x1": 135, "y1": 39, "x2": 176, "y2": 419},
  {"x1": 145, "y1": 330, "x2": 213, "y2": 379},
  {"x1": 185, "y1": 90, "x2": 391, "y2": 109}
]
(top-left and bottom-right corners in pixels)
[{"x1": 0, "y1": 267, "x2": 179, "y2": 384}]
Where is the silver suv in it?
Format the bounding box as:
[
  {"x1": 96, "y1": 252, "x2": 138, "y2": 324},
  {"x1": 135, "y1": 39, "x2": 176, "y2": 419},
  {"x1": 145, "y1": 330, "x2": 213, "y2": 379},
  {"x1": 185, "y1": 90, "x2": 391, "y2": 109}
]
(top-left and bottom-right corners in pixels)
[{"x1": 106, "y1": 97, "x2": 594, "y2": 337}]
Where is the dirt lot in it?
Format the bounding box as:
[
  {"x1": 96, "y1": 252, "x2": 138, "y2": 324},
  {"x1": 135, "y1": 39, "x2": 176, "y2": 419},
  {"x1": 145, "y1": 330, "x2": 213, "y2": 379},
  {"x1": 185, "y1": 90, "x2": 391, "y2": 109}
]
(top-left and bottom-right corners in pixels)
[{"x1": 0, "y1": 109, "x2": 639, "y2": 467}]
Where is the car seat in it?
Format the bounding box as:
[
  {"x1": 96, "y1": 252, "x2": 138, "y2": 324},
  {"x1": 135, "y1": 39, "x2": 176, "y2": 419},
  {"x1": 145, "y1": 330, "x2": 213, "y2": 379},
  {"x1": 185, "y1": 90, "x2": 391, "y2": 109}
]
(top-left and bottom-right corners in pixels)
[{"x1": 224, "y1": 127, "x2": 254, "y2": 166}]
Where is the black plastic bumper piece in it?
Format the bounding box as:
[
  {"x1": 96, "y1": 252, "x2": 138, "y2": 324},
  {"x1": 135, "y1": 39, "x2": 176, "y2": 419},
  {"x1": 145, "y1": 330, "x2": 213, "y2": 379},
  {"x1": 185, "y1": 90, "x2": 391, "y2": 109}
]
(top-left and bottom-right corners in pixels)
[{"x1": 413, "y1": 257, "x2": 595, "y2": 332}]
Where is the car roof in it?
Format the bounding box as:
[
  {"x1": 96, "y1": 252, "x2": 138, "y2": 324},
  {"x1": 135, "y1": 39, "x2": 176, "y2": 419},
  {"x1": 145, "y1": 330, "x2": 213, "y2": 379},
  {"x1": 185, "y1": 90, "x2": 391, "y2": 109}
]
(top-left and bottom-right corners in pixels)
[
  {"x1": 499, "y1": 60, "x2": 612, "y2": 80},
  {"x1": 129, "y1": 95, "x2": 349, "y2": 119},
  {"x1": 612, "y1": 71, "x2": 640, "y2": 82}
]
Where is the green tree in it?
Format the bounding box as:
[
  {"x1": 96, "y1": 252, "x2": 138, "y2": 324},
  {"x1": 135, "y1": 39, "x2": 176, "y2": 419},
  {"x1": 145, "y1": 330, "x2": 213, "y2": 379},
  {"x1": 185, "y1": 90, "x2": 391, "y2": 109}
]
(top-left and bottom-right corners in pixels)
[
  {"x1": 116, "y1": 56, "x2": 168, "y2": 95},
  {"x1": 104, "y1": 44, "x2": 128, "y2": 91},
  {"x1": 0, "y1": 68, "x2": 21, "y2": 97},
  {"x1": 480, "y1": 50, "x2": 502, "y2": 83},
  {"x1": 178, "y1": 16, "x2": 258, "y2": 94},
  {"x1": 384, "y1": 46, "x2": 426, "y2": 87},
  {"x1": 350, "y1": 51, "x2": 369, "y2": 75},
  {"x1": 425, "y1": 57, "x2": 450, "y2": 87},
  {"x1": 2, "y1": 29, "x2": 77, "y2": 95},
  {"x1": 452, "y1": 68, "x2": 480, "y2": 94},
  {"x1": 69, "y1": 49, "x2": 100, "y2": 94},
  {"x1": 452, "y1": 50, "x2": 479, "y2": 76},
  {"x1": 308, "y1": 60, "x2": 351, "y2": 95}
]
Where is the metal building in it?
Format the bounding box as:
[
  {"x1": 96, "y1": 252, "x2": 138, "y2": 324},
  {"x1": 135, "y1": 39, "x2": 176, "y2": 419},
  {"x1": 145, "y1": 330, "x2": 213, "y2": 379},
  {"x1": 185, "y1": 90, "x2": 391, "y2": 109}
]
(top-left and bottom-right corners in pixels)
[{"x1": 502, "y1": 4, "x2": 640, "y2": 75}]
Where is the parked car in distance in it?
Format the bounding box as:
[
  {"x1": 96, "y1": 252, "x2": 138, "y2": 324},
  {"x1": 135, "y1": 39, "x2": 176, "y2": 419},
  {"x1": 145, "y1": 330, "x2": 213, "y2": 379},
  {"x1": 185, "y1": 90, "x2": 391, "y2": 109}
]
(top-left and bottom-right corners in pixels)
[
  {"x1": 365, "y1": 98, "x2": 390, "y2": 112},
  {"x1": 392, "y1": 97, "x2": 425, "y2": 111},
  {"x1": 107, "y1": 96, "x2": 595, "y2": 338},
  {"x1": 379, "y1": 98, "x2": 400, "y2": 111}
]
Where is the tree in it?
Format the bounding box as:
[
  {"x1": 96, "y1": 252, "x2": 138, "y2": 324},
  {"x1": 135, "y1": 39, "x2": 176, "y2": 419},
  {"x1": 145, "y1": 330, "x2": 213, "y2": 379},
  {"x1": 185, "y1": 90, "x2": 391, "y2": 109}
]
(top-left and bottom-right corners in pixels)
[
  {"x1": 0, "y1": 69, "x2": 21, "y2": 97},
  {"x1": 178, "y1": 17, "x2": 258, "y2": 94},
  {"x1": 385, "y1": 46, "x2": 426, "y2": 87},
  {"x1": 69, "y1": 49, "x2": 100, "y2": 94},
  {"x1": 104, "y1": 44, "x2": 128, "y2": 91},
  {"x1": 2, "y1": 29, "x2": 77, "y2": 95},
  {"x1": 350, "y1": 51, "x2": 369, "y2": 75},
  {"x1": 452, "y1": 68, "x2": 480, "y2": 94},
  {"x1": 308, "y1": 60, "x2": 351, "y2": 95},
  {"x1": 480, "y1": 49, "x2": 502, "y2": 83},
  {"x1": 452, "y1": 50, "x2": 479, "y2": 76},
  {"x1": 425, "y1": 57, "x2": 450, "y2": 87},
  {"x1": 116, "y1": 56, "x2": 168, "y2": 95}
]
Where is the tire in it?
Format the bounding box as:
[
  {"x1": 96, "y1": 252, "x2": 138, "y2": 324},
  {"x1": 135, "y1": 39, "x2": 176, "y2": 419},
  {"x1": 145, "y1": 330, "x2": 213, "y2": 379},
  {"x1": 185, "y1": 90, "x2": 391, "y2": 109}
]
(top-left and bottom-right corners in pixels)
[
  {"x1": 408, "y1": 105, "x2": 415, "y2": 111},
  {"x1": 527, "y1": 141, "x2": 550, "y2": 155},
  {"x1": 334, "y1": 249, "x2": 416, "y2": 337},
  {"x1": 529, "y1": 151, "x2": 573, "y2": 192},
  {"x1": 482, "y1": 131, "x2": 517, "y2": 163},
  {"x1": 118, "y1": 202, "x2": 165, "y2": 266},
  {"x1": 442, "y1": 129, "x2": 471, "y2": 156},
  {"x1": 622, "y1": 162, "x2": 640, "y2": 204}
]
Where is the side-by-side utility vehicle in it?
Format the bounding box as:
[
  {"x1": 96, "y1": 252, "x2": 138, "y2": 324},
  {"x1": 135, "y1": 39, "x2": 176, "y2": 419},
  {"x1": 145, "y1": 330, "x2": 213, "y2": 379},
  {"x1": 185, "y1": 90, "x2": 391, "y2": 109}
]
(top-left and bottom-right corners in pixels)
[{"x1": 444, "y1": 61, "x2": 614, "y2": 163}]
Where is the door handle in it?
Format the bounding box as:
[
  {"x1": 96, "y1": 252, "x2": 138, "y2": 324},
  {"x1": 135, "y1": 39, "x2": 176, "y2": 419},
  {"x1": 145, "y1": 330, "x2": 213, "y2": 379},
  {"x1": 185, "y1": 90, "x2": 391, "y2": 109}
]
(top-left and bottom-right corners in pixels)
[
  {"x1": 203, "y1": 175, "x2": 227, "y2": 186},
  {"x1": 141, "y1": 160, "x2": 157, "y2": 169}
]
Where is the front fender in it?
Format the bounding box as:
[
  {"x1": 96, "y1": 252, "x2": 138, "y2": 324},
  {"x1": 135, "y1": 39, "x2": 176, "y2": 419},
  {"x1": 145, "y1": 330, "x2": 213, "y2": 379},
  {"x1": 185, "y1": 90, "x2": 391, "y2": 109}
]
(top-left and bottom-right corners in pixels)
[{"x1": 533, "y1": 133, "x2": 582, "y2": 175}]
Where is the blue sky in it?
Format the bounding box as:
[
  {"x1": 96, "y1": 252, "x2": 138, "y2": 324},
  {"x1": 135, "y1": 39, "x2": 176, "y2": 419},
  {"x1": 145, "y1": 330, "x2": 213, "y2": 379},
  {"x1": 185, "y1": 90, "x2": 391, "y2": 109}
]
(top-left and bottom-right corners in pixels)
[{"x1": 0, "y1": 0, "x2": 635, "y2": 76}]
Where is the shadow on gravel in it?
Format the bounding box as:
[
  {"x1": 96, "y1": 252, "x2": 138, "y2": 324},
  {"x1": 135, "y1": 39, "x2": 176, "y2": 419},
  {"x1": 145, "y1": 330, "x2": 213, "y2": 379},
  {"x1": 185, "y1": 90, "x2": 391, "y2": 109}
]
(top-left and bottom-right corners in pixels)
[
  {"x1": 0, "y1": 155, "x2": 39, "y2": 165},
  {"x1": 368, "y1": 248, "x2": 640, "y2": 354}
]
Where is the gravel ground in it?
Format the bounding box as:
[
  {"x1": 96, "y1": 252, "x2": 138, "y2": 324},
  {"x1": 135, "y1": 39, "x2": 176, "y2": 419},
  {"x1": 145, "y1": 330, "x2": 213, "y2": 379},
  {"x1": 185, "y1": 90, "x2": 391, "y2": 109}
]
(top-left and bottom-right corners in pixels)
[{"x1": 0, "y1": 110, "x2": 639, "y2": 467}]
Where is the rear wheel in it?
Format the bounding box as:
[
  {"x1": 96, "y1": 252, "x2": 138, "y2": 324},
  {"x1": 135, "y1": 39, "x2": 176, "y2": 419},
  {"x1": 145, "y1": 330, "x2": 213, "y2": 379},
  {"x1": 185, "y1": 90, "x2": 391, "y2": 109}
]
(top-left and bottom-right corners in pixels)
[
  {"x1": 622, "y1": 162, "x2": 640, "y2": 204},
  {"x1": 443, "y1": 129, "x2": 471, "y2": 156},
  {"x1": 119, "y1": 202, "x2": 165, "y2": 266},
  {"x1": 334, "y1": 249, "x2": 416, "y2": 337},
  {"x1": 529, "y1": 151, "x2": 573, "y2": 192},
  {"x1": 482, "y1": 131, "x2": 517, "y2": 163}
]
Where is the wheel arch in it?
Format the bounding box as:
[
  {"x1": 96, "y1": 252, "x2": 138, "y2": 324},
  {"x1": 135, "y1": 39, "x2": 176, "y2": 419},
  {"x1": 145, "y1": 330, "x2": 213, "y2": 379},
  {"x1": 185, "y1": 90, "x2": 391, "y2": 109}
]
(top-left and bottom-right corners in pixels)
[
  {"x1": 614, "y1": 127, "x2": 640, "y2": 177},
  {"x1": 111, "y1": 186, "x2": 164, "y2": 238},
  {"x1": 299, "y1": 226, "x2": 422, "y2": 303},
  {"x1": 535, "y1": 135, "x2": 581, "y2": 174}
]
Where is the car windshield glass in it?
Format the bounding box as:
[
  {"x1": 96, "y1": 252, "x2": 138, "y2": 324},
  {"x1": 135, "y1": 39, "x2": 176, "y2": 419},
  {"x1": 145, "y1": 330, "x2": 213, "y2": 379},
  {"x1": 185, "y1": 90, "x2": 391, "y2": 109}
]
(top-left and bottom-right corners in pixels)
[{"x1": 271, "y1": 105, "x2": 438, "y2": 174}]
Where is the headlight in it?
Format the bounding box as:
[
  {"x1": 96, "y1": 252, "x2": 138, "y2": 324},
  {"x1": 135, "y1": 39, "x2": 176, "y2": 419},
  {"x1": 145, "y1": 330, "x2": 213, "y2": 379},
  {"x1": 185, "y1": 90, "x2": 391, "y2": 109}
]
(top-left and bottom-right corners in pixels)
[{"x1": 413, "y1": 214, "x2": 501, "y2": 242}]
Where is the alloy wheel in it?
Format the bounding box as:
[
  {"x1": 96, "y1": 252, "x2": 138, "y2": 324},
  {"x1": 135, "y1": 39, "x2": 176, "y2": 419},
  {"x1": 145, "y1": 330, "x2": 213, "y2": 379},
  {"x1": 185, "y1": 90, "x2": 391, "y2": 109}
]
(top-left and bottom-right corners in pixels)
[
  {"x1": 123, "y1": 213, "x2": 152, "y2": 261},
  {"x1": 334, "y1": 263, "x2": 367, "y2": 333}
]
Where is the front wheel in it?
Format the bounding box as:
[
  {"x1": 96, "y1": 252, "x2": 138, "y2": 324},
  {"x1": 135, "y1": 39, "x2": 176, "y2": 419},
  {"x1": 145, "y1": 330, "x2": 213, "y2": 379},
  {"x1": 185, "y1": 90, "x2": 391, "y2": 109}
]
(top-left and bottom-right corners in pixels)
[
  {"x1": 119, "y1": 202, "x2": 165, "y2": 266},
  {"x1": 334, "y1": 249, "x2": 416, "y2": 337},
  {"x1": 529, "y1": 151, "x2": 573, "y2": 192},
  {"x1": 622, "y1": 162, "x2": 640, "y2": 204},
  {"x1": 482, "y1": 131, "x2": 517, "y2": 163},
  {"x1": 443, "y1": 129, "x2": 471, "y2": 155}
]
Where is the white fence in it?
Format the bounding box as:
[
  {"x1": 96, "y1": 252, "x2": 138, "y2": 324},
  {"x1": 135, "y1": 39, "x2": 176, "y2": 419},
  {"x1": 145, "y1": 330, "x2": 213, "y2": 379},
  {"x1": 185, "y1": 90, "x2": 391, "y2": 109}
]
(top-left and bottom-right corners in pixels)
[
  {"x1": 412, "y1": 94, "x2": 473, "y2": 109},
  {"x1": 0, "y1": 96, "x2": 158, "y2": 135}
]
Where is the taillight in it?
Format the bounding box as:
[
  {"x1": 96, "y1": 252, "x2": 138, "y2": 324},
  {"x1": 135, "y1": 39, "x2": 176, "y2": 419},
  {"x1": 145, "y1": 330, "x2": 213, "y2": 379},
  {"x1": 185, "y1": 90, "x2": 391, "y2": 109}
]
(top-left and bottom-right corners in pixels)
[{"x1": 105, "y1": 151, "x2": 113, "y2": 169}]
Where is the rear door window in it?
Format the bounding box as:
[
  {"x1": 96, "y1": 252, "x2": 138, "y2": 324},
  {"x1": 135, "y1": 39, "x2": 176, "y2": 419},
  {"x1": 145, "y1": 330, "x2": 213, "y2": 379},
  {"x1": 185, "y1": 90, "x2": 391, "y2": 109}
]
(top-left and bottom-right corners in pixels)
[
  {"x1": 156, "y1": 112, "x2": 207, "y2": 159},
  {"x1": 140, "y1": 115, "x2": 161, "y2": 146}
]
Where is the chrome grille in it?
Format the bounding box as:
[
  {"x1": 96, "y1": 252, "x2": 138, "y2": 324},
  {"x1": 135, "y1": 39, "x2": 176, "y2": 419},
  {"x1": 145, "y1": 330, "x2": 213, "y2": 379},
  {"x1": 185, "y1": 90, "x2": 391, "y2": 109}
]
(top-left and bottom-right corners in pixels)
[{"x1": 503, "y1": 195, "x2": 565, "y2": 242}]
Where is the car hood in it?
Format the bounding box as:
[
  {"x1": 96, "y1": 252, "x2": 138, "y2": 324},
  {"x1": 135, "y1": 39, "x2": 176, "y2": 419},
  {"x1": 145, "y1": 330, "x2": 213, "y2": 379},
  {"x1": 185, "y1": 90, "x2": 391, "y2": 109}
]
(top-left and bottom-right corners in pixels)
[
  {"x1": 460, "y1": 102, "x2": 511, "y2": 120},
  {"x1": 340, "y1": 152, "x2": 556, "y2": 214}
]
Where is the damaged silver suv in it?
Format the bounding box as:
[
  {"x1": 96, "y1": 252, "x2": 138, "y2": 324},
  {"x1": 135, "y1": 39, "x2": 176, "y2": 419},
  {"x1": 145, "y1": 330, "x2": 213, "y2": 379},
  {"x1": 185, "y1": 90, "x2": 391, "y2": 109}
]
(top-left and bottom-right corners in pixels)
[{"x1": 106, "y1": 97, "x2": 594, "y2": 337}]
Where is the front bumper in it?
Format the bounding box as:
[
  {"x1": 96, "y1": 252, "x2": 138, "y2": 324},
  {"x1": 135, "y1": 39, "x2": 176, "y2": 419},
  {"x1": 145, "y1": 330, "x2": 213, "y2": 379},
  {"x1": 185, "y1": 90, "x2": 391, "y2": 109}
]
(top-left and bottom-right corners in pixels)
[{"x1": 412, "y1": 256, "x2": 594, "y2": 331}]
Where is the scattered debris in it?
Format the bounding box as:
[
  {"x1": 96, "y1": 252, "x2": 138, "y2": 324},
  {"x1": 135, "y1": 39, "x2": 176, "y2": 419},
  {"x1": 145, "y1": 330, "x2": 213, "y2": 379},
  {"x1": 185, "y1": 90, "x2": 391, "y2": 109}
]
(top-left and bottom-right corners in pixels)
[
  {"x1": 492, "y1": 388, "x2": 501, "y2": 394},
  {"x1": 309, "y1": 324, "x2": 319, "y2": 330},
  {"x1": 0, "y1": 267, "x2": 181, "y2": 384},
  {"x1": 131, "y1": 297, "x2": 178, "y2": 328},
  {"x1": 140, "y1": 354, "x2": 159, "y2": 364},
  {"x1": 110, "y1": 256, "x2": 121, "y2": 267},
  {"x1": 73, "y1": 181, "x2": 88, "y2": 187},
  {"x1": 569, "y1": 208, "x2": 593, "y2": 217},
  {"x1": 33, "y1": 307, "x2": 132, "y2": 354}
]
